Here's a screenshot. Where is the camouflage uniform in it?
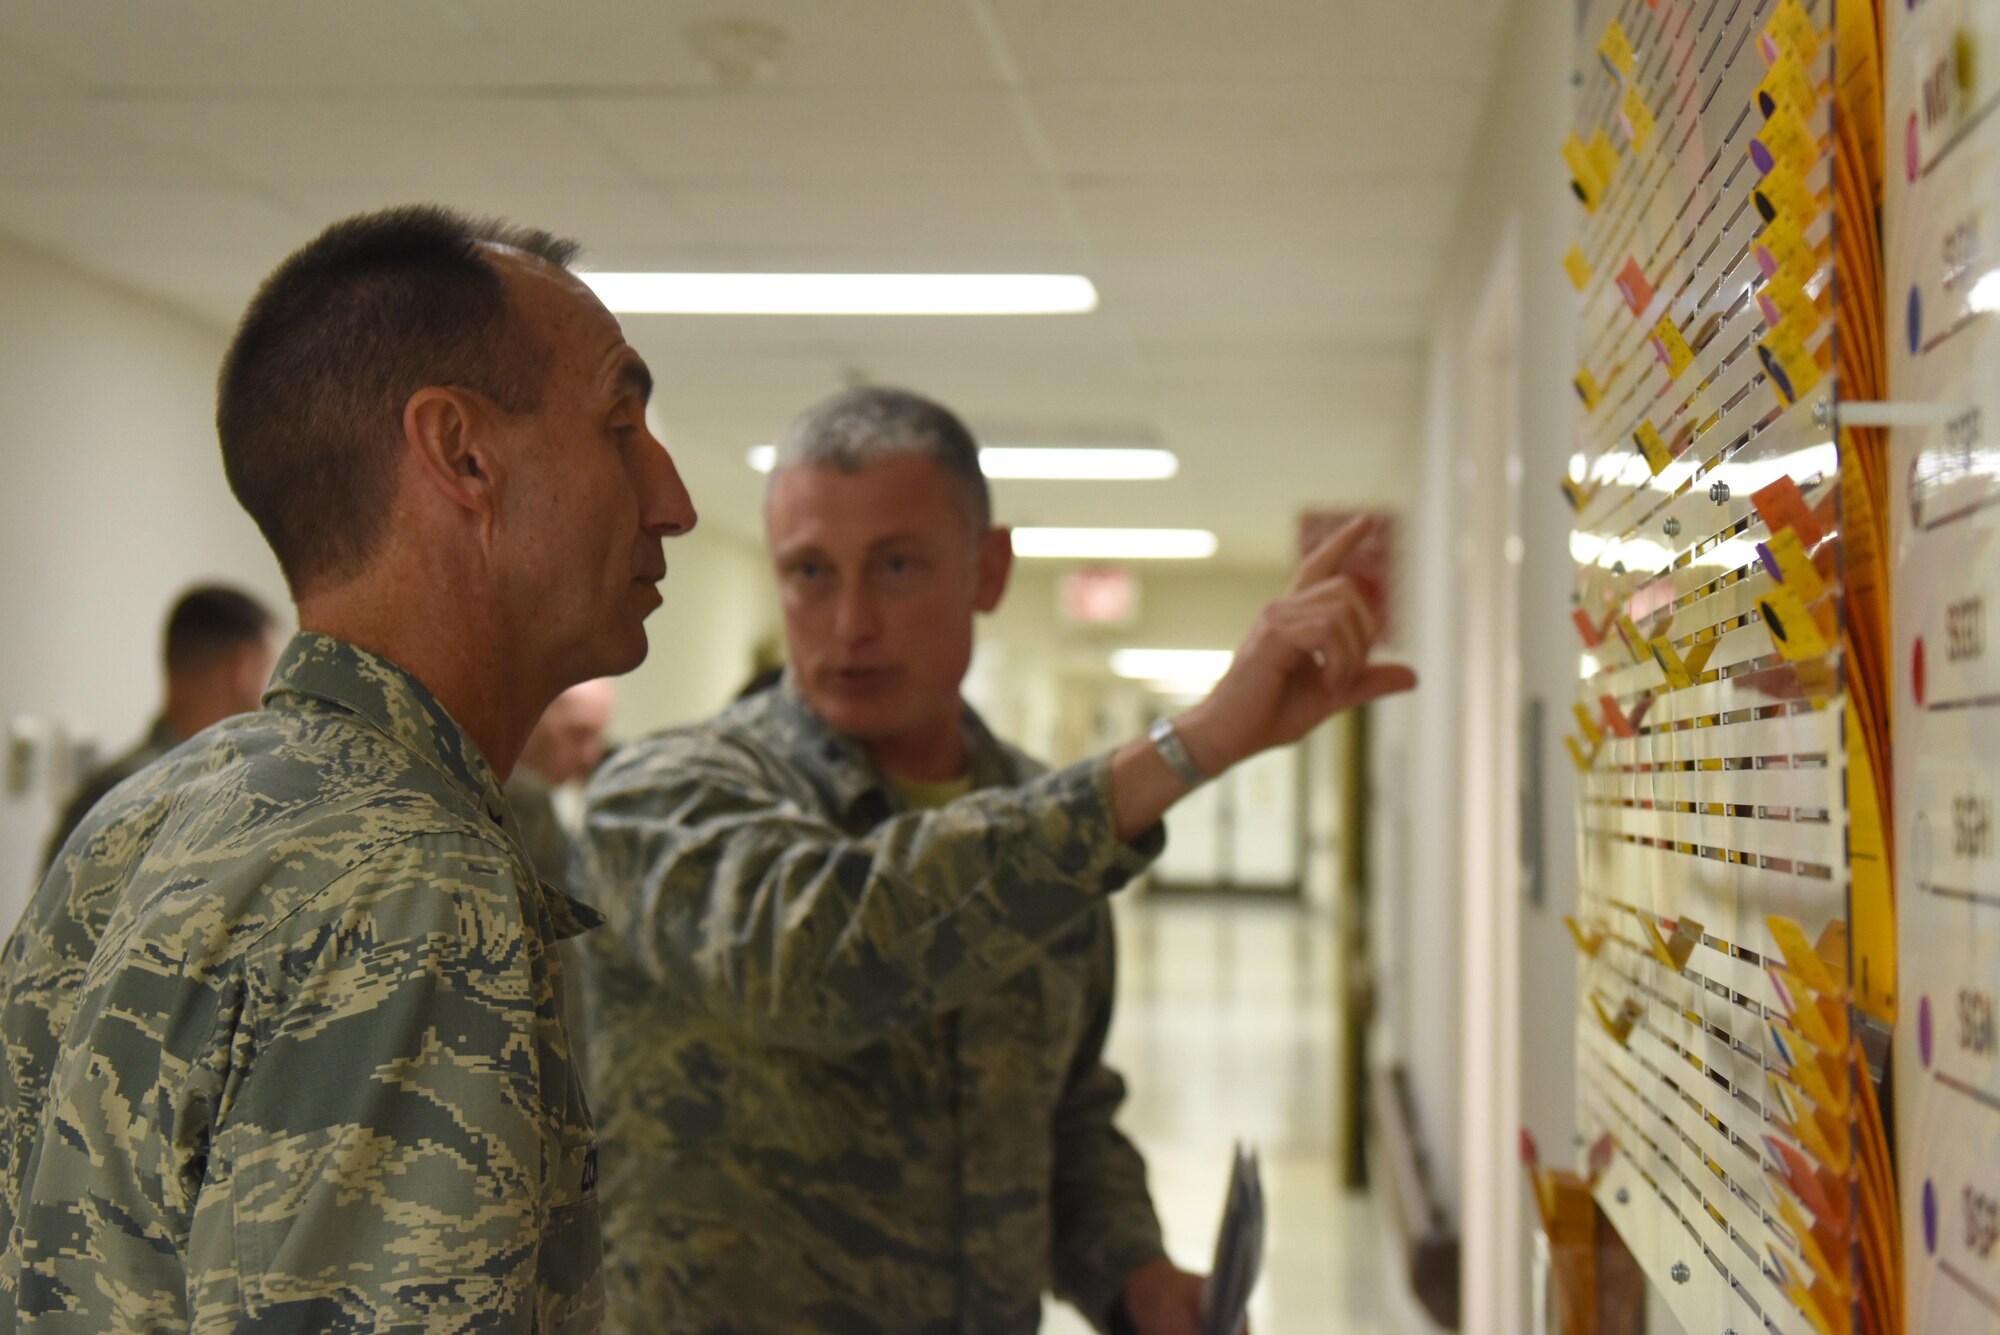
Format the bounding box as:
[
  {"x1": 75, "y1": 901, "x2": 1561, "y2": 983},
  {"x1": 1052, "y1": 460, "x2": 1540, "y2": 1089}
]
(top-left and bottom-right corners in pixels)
[
  {"x1": 40, "y1": 718, "x2": 182, "y2": 873},
  {"x1": 0, "y1": 633, "x2": 603, "y2": 1333},
  {"x1": 505, "y1": 767, "x2": 594, "y2": 1086},
  {"x1": 576, "y1": 678, "x2": 1167, "y2": 1334}
]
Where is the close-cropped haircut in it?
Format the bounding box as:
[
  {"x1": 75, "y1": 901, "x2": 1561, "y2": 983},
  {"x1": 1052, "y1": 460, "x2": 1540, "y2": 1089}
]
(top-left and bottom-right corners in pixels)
[
  {"x1": 162, "y1": 584, "x2": 276, "y2": 676},
  {"x1": 770, "y1": 386, "x2": 991, "y2": 531},
  {"x1": 216, "y1": 204, "x2": 581, "y2": 594}
]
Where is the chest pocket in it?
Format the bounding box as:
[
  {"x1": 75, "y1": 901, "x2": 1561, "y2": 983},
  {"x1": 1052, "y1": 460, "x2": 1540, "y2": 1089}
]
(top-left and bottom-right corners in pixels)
[{"x1": 535, "y1": 1110, "x2": 605, "y2": 1324}]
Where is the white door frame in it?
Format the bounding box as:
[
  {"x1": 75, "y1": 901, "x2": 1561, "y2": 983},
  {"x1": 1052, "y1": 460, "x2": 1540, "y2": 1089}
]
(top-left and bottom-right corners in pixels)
[{"x1": 1458, "y1": 228, "x2": 1525, "y2": 1335}]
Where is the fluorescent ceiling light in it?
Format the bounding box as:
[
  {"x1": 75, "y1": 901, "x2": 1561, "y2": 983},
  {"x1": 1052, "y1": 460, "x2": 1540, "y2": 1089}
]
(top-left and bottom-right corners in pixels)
[
  {"x1": 584, "y1": 272, "x2": 1098, "y2": 316},
  {"x1": 745, "y1": 445, "x2": 1177, "y2": 480},
  {"x1": 1012, "y1": 528, "x2": 1218, "y2": 560},
  {"x1": 1110, "y1": 649, "x2": 1235, "y2": 685}
]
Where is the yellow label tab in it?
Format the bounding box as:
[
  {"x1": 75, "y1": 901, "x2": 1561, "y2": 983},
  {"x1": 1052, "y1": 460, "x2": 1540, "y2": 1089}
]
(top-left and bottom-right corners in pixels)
[
  {"x1": 1751, "y1": 101, "x2": 1818, "y2": 178},
  {"x1": 1613, "y1": 615, "x2": 1647, "y2": 664},
  {"x1": 1755, "y1": 164, "x2": 1818, "y2": 228},
  {"x1": 1757, "y1": 51, "x2": 1818, "y2": 121},
  {"x1": 1682, "y1": 637, "x2": 1718, "y2": 678},
  {"x1": 1564, "y1": 735, "x2": 1595, "y2": 772},
  {"x1": 1768, "y1": 916, "x2": 1839, "y2": 996},
  {"x1": 1563, "y1": 244, "x2": 1593, "y2": 291},
  {"x1": 1758, "y1": 213, "x2": 1817, "y2": 285},
  {"x1": 1572, "y1": 702, "x2": 1603, "y2": 746},
  {"x1": 1621, "y1": 84, "x2": 1657, "y2": 153},
  {"x1": 1599, "y1": 17, "x2": 1638, "y2": 82},
  {"x1": 1759, "y1": 324, "x2": 1823, "y2": 405},
  {"x1": 1587, "y1": 129, "x2": 1621, "y2": 185},
  {"x1": 1562, "y1": 133, "x2": 1606, "y2": 211},
  {"x1": 1651, "y1": 635, "x2": 1695, "y2": 689},
  {"x1": 1765, "y1": 527, "x2": 1827, "y2": 600},
  {"x1": 1760, "y1": 273, "x2": 1820, "y2": 335},
  {"x1": 1758, "y1": 583, "x2": 1831, "y2": 660},
  {"x1": 1641, "y1": 913, "x2": 1703, "y2": 972},
  {"x1": 1846, "y1": 704, "x2": 1897, "y2": 1022},
  {"x1": 1762, "y1": 0, "x2": 1822, "y2": 69},
  {"x1": 1574, "y1": 365, "x2": 1603, "y2": 410},
  {"x1": 1634, "y1": 420, "x2": 1673, "y2": 475},
  {"x1": 1565, "y1": 916, "x2": 1606, "y2": 956},
  {"x1": 1653, "y1": 316, "x2": 1696, "y2": 377}
]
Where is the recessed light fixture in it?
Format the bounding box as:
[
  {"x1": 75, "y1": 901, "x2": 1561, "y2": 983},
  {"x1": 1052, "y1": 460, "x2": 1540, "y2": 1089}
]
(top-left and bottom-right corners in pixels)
[
  {"x1": 745, "y1": 445, "x2": 1177, "y2": 480},
  {"x1": 1109, "y1": 649, "x2": 1235, "y2": 685},
  {"x1": 583, "y1": 272, "x2": 1098, "y2": 316},
  {"x1": 1012, "y1": 528, "x2": 1218, "y2": 560}
]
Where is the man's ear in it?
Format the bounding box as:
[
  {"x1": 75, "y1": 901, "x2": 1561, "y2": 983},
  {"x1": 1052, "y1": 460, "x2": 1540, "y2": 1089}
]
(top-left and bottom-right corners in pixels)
[
  {"x1": 403, "y1": 386, "x2": 501, "y2": 516},
  {"x1": 974, "y1": 526, "x2": 1013, "y2": 613}
]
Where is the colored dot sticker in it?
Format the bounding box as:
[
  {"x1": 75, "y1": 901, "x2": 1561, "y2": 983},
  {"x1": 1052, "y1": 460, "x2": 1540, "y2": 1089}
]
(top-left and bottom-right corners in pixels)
[
  {"x1": 1925, "y1": 1179, "x2": 1939, "y2": 1255},
  {"x1": 1910, "y1": 284, "x2": 1924, "y2": 355},
  {"x1": 1920, "y1": 994, "x2": 1934, "y2": 1068}
]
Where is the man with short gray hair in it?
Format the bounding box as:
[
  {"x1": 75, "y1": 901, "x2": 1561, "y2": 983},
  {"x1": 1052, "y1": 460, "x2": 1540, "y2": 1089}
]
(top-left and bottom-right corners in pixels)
[{"x1": 577, "y1": 385, "x2": 1413, "y2": 1333}]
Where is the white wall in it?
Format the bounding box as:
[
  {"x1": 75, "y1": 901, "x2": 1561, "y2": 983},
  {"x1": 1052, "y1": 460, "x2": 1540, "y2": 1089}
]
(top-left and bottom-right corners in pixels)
[
  {"x1": 613, "y1": 526, "x2": 779, "y2": 741},
  {"x1": 0, "y1": 235, "x2": 782, "y2": 928},
  {"x1": 0, "y1": 236, "x2": 286, "y2": 927},
  {"x1": 1375, "y1": 0, "x2": 1591, "y2": 1329}
]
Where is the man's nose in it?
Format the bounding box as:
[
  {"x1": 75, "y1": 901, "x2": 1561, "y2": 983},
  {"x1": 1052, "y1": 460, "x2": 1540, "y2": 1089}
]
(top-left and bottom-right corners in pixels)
[
  {"x1": 643, "y1": 437, "x2": 698, "y2": 538},
  {"x1": 832, "y1": 581, "x2": 881, "y2": 643}
]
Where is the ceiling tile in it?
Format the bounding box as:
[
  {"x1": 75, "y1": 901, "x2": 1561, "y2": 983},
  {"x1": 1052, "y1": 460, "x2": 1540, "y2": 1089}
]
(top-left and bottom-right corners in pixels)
[
  {"x1": 0, "y1": 185, "x2": 314, "y2": 323},
  {"x1": 1032, "y1": 82, "x2": 1479, "y2": 180},
  {"x1": 0, "y1": 4, "x2": 522, "y2": 90},
  {"x1": 675, "y1": 178, "x2": 1074, "y2": 257},
  {"x1": 464, "y1": 1, "x2": 999, "y2": 91},
  {"x1": 0, "y1": 102, "x2": 224, "y2": 187},
  {"x1": 281, "y1": 183, "x2": 709, "y2": 256},
  {"x1": 982, "y1": 0, "x2": 1506, "y2": 87},
  {"x1": 0, "y1": 39, "x2": 71, "y2": 92},
  {"x1": 572, "y1": 90, "x2": 1041, "y2": 183},
  {"x1": 96, "y1": 97, "x2": 629, "y2": 189}
]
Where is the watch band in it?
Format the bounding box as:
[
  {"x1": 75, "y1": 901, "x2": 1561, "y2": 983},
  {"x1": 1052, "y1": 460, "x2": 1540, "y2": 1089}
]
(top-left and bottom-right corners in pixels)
[{"x1": 1148, "y1": 716, "x2": 1208, "y2": 787}]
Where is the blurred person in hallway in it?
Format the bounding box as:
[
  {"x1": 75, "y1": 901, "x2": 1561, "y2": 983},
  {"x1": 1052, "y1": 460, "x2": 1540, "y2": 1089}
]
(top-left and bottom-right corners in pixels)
[
  {"x1": 0, "y1": 204, "x2": 697, "y2": 1331},
  {"x1": 508, "y1": 677, "x2": 618, "y2": 894},
  {"x1": 509, "y1": 676, "x2": 618, "y2": 1070},
  {"x1": 576, "y1": 386, "x2": 1414, "y2": 1334},
  {"x1": 40, "y1": 583, "x2": 278, "y2": 870}
]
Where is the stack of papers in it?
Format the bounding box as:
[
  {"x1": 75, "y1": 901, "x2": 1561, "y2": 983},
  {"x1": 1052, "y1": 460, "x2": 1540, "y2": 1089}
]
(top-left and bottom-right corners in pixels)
[{"x1": 1200, "y1": 1145, "x2": 1264, "y2": 1335}]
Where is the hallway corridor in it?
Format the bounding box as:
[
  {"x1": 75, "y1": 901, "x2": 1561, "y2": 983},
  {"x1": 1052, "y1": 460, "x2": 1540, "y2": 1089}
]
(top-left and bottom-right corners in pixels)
[{"x1": 1045, "y1": 896, "x2": 1384, "y2": 1334}]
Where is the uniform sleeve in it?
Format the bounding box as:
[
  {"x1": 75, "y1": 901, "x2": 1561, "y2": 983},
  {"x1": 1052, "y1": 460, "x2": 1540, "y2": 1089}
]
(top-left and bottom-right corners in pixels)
[
  {"x1": 215, "y1": 834, "x2": 563, "y2": 1329},
  {"x1": 10, "y1": 835, "x2": 564, "y2": 1332},
  {"x1": 1049, "y1": 909, "x2": 1168, "y2": 1329},
  {"x1": 575, "y1": 734, "x2": 1162, "y2": 1057}
]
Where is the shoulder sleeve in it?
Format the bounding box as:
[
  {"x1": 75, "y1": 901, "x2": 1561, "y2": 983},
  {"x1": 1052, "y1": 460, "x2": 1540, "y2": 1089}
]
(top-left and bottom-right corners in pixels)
[
  {"x1": 212, "y1": 830, "x2": 580, "y2": 1329},
  {"x1": 576, "y1": 729, "x2": 1163, "y2": 1056},
  {"x1": 3, "y1": 831, "x2": 583, "y2": 1332}
]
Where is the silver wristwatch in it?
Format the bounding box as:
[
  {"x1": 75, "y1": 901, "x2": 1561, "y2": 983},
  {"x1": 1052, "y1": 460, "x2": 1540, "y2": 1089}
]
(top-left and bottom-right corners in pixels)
[{"x1": 1147, "y1": 716, "x2": 1208, "y2": 787}]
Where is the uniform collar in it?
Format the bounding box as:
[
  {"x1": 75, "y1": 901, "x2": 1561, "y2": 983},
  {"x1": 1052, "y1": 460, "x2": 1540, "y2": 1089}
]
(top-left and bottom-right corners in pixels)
[
  {"x1": 772, "y1": 670, "x2": 1019, "y2": 820},
  {"x1": 144, "y1": 717, "x2": 183, "y2": 751},
  {"x1": 265, "y1": 633, "x2": 603, "y2": 937}
]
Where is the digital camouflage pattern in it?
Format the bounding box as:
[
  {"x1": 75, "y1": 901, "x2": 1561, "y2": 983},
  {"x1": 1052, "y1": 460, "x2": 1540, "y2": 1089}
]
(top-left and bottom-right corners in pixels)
[
  {"x1": 0, "y1": 633, "x2": 604, "y2": 1333},
  {"x1": 40, "y1": 718, "x2": 182, "y2": 873},
  {"x1": 576, "y1": 677, "x2": 1166, "y2": 1334}
]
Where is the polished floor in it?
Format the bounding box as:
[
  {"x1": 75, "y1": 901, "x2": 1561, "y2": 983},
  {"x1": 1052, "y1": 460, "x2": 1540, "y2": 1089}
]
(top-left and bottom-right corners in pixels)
[{"x1": 1042, "y1": 895, "x2": 1383, "y2": 1335}]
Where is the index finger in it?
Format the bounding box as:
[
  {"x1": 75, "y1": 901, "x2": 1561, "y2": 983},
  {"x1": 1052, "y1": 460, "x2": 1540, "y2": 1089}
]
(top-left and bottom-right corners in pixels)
[{"x1": 1291, "y1": 515, "x2": 1378, "y2": 594}]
